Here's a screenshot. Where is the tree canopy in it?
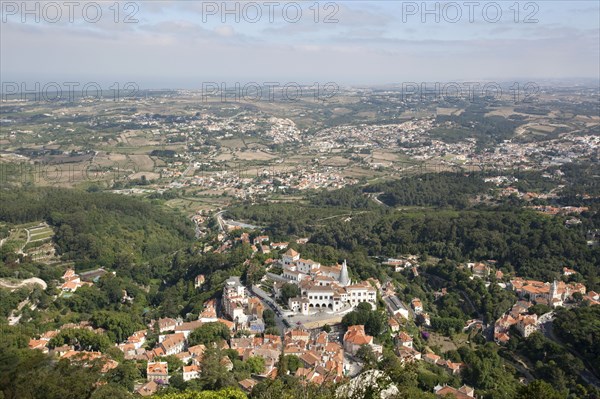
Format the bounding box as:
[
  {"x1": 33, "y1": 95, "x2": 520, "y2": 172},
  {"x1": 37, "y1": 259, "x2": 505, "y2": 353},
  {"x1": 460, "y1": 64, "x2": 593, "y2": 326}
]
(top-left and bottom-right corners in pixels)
[{"x1": 188, "y1": 322, "x2": 232, "y2": 347}]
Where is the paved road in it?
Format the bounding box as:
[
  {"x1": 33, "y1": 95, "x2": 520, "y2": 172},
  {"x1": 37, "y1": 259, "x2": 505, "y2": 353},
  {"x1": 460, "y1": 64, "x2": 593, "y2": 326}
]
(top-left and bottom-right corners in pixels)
[
  {"x1": 180, "y1": 162, "x2": 195, "y2": 181},
  {"x1": 214, "y1": 211, "x2": 260, "y2": 233},
  {"x1": 249, "y1": 285, "x2": 289, "y2": 334},
  {"x1": 0, "y1": 277, "x2": 47, "y2": 291},
  {"x1": 368, "y1": 192, "x2": 386, "y2": 207},
  {"x1": 8, "y1": 298, "x2": 33, "y2": 326},
  {"x1": 265, "y1": 272, "x2": 289, "y2": 283},
  {"x1": 501, "y1": 352, "x2": 535, "y2": 383},
  {"x1": 215, "y1": 211, "x2": 227, "y2": 233}
]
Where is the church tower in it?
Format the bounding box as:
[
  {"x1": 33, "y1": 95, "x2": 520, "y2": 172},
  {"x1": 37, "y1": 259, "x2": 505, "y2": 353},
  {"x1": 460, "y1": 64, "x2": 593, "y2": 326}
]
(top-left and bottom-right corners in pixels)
[
  {"x1": 550, "y1": 280, "x2": 560, "y2": 300},
  {"x1": 339, "y1": 260, "x2": 350, "y2": 287}
]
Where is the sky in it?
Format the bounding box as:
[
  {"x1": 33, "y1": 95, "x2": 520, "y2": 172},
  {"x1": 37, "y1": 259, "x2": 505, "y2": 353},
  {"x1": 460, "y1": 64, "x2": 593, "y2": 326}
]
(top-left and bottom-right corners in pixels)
[{"x1": 1, "y1": 1, "x2": 599, "y2": 88}]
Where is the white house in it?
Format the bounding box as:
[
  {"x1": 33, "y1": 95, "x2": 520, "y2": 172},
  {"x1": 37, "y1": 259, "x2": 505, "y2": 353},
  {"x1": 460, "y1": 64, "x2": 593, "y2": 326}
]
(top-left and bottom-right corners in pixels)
[{"x1": 183, "y1": 365, "x2": 200, "y2": 381}]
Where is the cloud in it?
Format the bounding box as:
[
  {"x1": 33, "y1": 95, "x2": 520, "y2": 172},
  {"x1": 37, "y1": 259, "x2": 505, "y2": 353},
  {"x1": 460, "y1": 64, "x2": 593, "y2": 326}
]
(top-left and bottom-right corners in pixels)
[
  {"x1": 1, "y1": 1, "x2": 598, "y2": 85},
  {"x1": 214, "y1": 25, "x2": 235, "y2": 37}
]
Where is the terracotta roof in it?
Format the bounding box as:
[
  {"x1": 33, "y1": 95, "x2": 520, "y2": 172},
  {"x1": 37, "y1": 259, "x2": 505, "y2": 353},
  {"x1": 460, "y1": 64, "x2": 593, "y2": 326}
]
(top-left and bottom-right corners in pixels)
[
  {"x1": 61, "y1": 281, "x2": 80, "y2": 290},
  {"x1": 160, "y1": 333, "x2": 185, "y2": 351},
  {"x1": 286, "y1": 329, "x2": 310, "y2": 338},
  {"x1": 62, "y1": 350, "x2": 102, "y2": 361},
  {"x1": 495, "y1": 333, "x2": 510, "y2": 343},
  {"x1": 136, "y1": 381, "x2": 159, "y2": 397},
  {"x1": 63, "y1": 269, "x2": 76, "y2": 279},
  {"x1": 220, "y1": 356, "x2": 234, "y2": 369},
  {"x1": 343, "y1": 325, "x2": 372, "y2": 346},
  {"x1": 28, "y1": 339, "x2": 48, "y2": 349},
  {"x1": 157, "y1": 318, "x2": 177, "y2": 329},
  {"x1": 324, "y1": 342, "x2": 342, "y2": 353},
  {"x1": 315, "y1": 332, "x2": 328, "y2": 345},
  {"x1": 183, "y1": 365, "x2": 200, "y2": 373},
  {"x1": 398, "y1": 332, "x2": 412, "y2": 342},
  {"x1": 435, "y1": 385, "x2": 474, "y2": 398},
  {"x1": 101, "y1": 359, "x2": 119, "y2": 373},
  {"x1": 424, "y1": 353, "x2": 441, "y2": 363},
  {"x1": 175, "y1": 320, "x2": 203, "y2": 332},
  {"x1": 299, "y1": 351, "x2": 320, "y2": 366},
  {"x1": 40, "y1": 330, "x2": 59, "y2": 340},
  {"x1": 284, "y1": 248, "x2": 299, "y2": 257},
  {"x1": 147, "y1": 361, "x2": 168, "y2": 375},
  {"x1": 238, "y1": 378, "x2": 258, "y2": 391},
  {"x1": 217, "y1": 319, "x2": 235, "y2": 330},
  {"x1": 188, "y1": 344, "x2": 206, "y2": 357},
  {"x1": 152, "y1": 347, "x2": 165, "y2": 357}
]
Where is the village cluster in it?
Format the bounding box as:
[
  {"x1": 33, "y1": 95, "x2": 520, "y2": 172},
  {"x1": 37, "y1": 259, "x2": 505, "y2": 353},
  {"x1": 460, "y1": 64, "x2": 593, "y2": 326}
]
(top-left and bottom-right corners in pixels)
[
  {"x1": 26, "y1": 249, "x2": 477, "y2": 398},
  {"x1": 24, "y1": 234, "x2": 599, "y2": 399},
  {"x1": 494, "y1": 276, "x2": 597, "y2": 343},
  {"x1": 311, "y1": 119, "x2": 598, "y2": 170}
]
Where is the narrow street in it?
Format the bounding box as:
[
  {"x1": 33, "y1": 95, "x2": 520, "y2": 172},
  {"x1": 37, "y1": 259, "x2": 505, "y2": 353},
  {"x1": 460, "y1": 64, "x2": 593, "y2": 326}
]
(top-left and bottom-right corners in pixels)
[{"x1": 249, "y1": 285, "x2": 289, "y2": 335}]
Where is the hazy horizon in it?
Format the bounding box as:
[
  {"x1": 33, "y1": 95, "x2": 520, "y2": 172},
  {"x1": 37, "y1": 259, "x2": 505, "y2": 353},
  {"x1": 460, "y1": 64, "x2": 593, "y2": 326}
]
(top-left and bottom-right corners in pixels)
[{"x1": 2, "y1": 1, "x2": 599, "y2": 88}]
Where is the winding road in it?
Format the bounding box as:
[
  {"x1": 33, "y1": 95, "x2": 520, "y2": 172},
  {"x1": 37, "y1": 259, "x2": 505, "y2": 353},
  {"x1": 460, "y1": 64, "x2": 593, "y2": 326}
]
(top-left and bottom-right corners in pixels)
[
  {"x1": 540, "y1": 321, "x2": 600, "y2": 388},
  {"x1": 0, "y1": 277, "x2": 47, "y2": 291}
]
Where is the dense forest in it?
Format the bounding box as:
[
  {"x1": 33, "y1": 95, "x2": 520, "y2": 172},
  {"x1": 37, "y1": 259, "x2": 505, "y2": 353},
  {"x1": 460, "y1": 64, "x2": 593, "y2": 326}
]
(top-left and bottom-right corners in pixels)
[
  {"x1": 310, "y1": 172, "x2": 491, "y2": 209},
  {"x1": 0, "y1": 188, "x2": 195, "y2": 270},
  {"x1": 228, "y1": 203, "x2": 598, "y2": 287},
  {"x1": 367, "y1": 173, "x2": 491, "y2": 208},
  {"x1": 553, "y1": 306, "x2": 600, "y2": 375},
  {"x1": 556, "y1": 162, "x2": 600, "y2": 205},
  {"x1": 312, "y1": 209, "x2": 597, "y2": 284}
]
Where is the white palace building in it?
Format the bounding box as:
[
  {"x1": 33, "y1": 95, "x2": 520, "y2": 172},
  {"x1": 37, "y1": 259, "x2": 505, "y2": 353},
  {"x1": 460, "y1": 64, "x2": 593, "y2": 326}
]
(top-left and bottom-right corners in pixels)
[{"x1": 279, "y1": 249, "x2": 377, "y2": 315}]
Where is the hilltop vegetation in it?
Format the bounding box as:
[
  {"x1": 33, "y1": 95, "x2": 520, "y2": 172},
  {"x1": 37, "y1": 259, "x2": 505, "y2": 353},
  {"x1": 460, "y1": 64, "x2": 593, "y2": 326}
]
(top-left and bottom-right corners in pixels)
[
  {"x1": 553, "y1": 306, "x2": 600, "y2": 374},
  {"x1": 310, "y1": 172, "x2": 491, "y2": 209},
  {"x1": 0, "y1": 188, "x2": 195, "y2": 270},
  {"x1": 229, "y1": 172, "x2": 599, "y2": 287},
  {"x1": 309, "y1": 208, "x2": 597, "y2": 284}
]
